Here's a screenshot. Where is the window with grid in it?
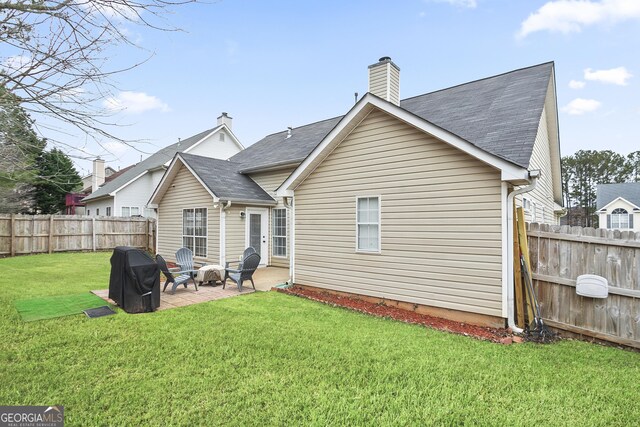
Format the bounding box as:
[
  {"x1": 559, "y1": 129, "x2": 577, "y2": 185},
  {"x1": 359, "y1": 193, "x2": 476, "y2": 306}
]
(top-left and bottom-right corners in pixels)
[
  {"x1": 272, "y1": 208, "x2": 287, "y2": 257},
  {"x1": 357, "y1": 197, "x2": 380, "y2": 252},
  {"x1": 183, "y1": 208, "x2": 207, "y2": 257},
  {"x1": 610, "y1": 208, "x2": 630, "y2": 229},
  {"x1": 106, "y1": 207, "x2": 111, "y2": 216}
]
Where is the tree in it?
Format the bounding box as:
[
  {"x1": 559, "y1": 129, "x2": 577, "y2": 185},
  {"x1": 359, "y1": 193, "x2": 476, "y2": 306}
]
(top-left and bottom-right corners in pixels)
[
  {"x1": 32, "y1": 148, "x2": 82, "y2": 214},
  {"x1": 0, "y1": 84, "x2": 46, "y2": 213},
  {"x1": 0, "y1": 0, "x2": 196, "y2": 154},
  {"x1": 628, "y1": 151, "x2": 640, "y2": 182}
]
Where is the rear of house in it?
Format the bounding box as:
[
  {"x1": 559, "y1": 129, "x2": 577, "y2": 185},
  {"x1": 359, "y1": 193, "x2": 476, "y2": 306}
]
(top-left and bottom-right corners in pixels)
[{"x1": 151, "y1": 58, "x2": 563, "y2": 328}]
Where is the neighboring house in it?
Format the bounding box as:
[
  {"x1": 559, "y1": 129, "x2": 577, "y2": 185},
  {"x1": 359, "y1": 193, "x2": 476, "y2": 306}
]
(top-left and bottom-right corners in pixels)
[
  {"x1": 83, "y1": 113, "x2": 243, "y2": 218},
  {"x1": 81, "y1": 164, "x2": 117, "y2": 193},
  {"x1": 596, "y1": 183, "x2": 640, "y2": 231},
  {"x1": 150, "y1": 58, "x2": 563, "y2": 329}
]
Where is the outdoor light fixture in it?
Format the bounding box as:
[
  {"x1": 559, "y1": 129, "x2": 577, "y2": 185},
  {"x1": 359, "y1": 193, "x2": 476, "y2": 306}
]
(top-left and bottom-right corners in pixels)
[{"x1": 240, "y1": 211, "x2": 246, "y2": 219}]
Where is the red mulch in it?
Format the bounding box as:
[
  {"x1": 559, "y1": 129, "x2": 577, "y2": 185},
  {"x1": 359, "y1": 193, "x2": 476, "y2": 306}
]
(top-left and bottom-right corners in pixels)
[{"x1": 276, "y1": 285, "x2": 513, "y2": 344}]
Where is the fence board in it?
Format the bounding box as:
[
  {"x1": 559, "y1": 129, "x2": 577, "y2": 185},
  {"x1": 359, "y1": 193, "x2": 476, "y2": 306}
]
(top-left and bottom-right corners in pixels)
[
  {"x1": 0, "y1": 215, "x2": 155, "y2": 256},
  {"x1": 528, "y1": 223, "x2": 640, "y2": 348}
]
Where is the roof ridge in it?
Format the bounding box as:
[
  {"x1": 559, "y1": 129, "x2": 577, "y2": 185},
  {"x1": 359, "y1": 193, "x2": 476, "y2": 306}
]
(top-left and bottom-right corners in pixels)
[
  {"x1": 400, "y1": 61, "x2": 555, "y2": 103},
  {"x1": 249, "y1": 115, "x2": 344, "y2": 142}
]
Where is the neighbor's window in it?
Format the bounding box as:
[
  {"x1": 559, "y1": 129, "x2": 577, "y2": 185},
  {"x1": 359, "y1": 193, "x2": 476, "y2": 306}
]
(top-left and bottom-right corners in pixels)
[
  {"x1": 121, "y1": 207, "x2": 130, "y2": 217},
  {"x1": 183, "y1": 208, "x2": 207, "y2": 257},
  {"x1": 87, "y1": 209, "x2": 90, "y2": 216},
  {"x1": 522, "y1": 197, "x2": 531, "y2": 212},
  {"x1": 131, "y1": 207, "x2": 140, "y2": 216},
  {"x1": 357, "y1": 196, "x2": 380, "y2": 252},
  {"x1": 96, "y1": 208, "x2": 100, "y2": 216},
  {"x1": 121, "y1": 206, "x2": 140, "y2": 217},
  {"x1": 272, "y1": 208, "x2": 287, "y2": 257},
  {"x1": 610, "y1": 208, "x2": 630, "y2": 229},
  {"x1": 106, "y1": 207, "x2": 111, "y2": 216}
]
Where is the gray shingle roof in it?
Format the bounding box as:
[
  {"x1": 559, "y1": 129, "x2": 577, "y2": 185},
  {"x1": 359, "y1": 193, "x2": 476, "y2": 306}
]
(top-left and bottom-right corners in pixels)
[
  {"x1": 597, "y1": 183, "x2": 640, "y2": 210},
  {"x1": 230, "y1": 62, "x2": 554, "y2": 171},
  {"x1": 179, "y1": 153, "x2": 275, "y2": 204},
  {"x1": 83, "y1": 126, "x2": 220, "y2": 201},
  {"x1": 229, "y1": 117, "x2": 342, "y2": 172}
]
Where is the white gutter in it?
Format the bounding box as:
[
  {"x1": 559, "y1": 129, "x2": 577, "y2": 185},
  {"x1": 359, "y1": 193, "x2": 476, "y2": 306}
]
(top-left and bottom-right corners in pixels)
[
  {"x1": 506, "y1": 170, "x2": 539, "y2": 334},
  {"x1": 283, "y1": 196, "x2": 294, "y2": 285}
]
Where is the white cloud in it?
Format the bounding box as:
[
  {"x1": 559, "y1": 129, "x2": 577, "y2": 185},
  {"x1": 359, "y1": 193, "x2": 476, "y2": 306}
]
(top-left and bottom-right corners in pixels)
[
  {"x1": 569, "y1": 80, "x2": 586, "y2": 89},
  {"x1": 431, "y1": 0, "x2": 477, "y2": 8},
  {"x1": 584, "y1": 66, "x2": 632, "y2": 85},
  {"x1": 517, "y1": 0, "x2": 640, "y2": 38},
  {"x1": 562, "y1": 98, "x2": 602, "y2": 115},
  {"x1": 103, "y1": 91, "x2": 170, "y2": 114}
]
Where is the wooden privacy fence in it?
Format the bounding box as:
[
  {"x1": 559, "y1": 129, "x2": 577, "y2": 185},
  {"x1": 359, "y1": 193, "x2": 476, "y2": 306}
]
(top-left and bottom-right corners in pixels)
[
  {"x1": 0, "y1": 215, "x2": 156, "y2": 257},
  {"x1": 527, "y1": 223, "x2": 640, "y2": 349}
]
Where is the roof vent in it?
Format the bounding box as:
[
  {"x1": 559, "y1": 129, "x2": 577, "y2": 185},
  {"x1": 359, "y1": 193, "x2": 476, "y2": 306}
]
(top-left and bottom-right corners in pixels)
[
  {"x1": 368, "y1": 56, "x2": 400, "y2": 106},
  {"x1": 286, "y1": 126, "x2": 292, "y2": 139}
]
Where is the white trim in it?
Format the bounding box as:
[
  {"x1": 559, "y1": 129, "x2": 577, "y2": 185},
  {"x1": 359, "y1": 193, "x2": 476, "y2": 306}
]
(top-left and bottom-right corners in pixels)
[
  {"x1": 598, "y1": 196, "x2": 640, "y2": 212},
  {"x1": 148, "y1": 154, "x2": 219, "y2": 205},
  {"x1": 182, "y1": 207, "x2": 209, "y2": 258},
  {"x1": 276, "y1": 94, "x2": 529, "y2": 197},
  {"x1": 385, "y1": 62, "x2": 391, "y2": 102},
  {"x1": 291, "y1": 195, "x2": 295, "y2": 283},
  {"x1": 244, "y1": 207, "x2": 269, "y2": 266},
  {"x1": 355, "y1": 195, "x2": 382, "y2": 254},
  {"x1": 219, "y1": 203, "x2": 226, "y2": 265},
  {"x1": 501, "y1": 182, "x2": 509, "y2": 319},
  {"x1": 155, "y1": 209, "x2": 160, "y2": 254}
]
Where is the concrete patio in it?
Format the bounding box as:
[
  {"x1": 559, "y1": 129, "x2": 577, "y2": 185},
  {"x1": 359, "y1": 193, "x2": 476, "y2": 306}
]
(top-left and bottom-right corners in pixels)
[{"x1": 93, "y1": 266, "x2": 289, "y2": 311}]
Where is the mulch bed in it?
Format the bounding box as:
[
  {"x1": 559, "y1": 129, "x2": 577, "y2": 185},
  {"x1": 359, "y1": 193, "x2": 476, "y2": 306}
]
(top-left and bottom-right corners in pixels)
[{"x1": 276, "y1": 285, "x2": 514, "y2": 344}]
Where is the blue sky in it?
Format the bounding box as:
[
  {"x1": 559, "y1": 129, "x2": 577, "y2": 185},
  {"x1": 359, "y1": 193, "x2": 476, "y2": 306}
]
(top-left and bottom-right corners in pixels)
[{"x1": 65, "y1": 0, "x2": 640, "y2": 176}]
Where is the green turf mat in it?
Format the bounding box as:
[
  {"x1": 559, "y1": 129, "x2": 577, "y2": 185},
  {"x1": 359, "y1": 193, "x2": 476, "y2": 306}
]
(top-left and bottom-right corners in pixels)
[{"x1": 14, "y1": 293, "x2": 111, "y2": 322}]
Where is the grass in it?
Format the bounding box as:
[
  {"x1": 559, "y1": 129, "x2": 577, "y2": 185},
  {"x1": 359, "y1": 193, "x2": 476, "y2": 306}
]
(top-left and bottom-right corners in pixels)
[{"x1": 1, "y1": 252, "x2": 639, "y2": 426}]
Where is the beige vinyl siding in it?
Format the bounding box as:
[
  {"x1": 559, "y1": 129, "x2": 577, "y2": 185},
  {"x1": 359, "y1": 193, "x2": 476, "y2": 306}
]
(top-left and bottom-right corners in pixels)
[
  {"x1": 157, "y1": 165, "x2": 219, "y2": 263},
  {"x1": 368, "y1": 66, "x2": 387, "y2": 98},
  {"x1": 389, "y1": 68, "x2": 400, "y2": 105},
  {"x1": 516, "y1": 105, "x2": 557, "y2": 225},
  {"x1": 249, "y1": 168, "x2": 295, "y2": 268},
  {"x1": 294, "y1": 108, "x2": 504, "y2": 317},
  {"x1": 224, "y1": 204, "x2": 246, "y2": 264}
]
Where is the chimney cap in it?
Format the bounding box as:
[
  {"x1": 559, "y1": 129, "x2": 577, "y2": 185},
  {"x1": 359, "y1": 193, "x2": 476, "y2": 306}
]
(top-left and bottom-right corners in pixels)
[
  {"x1": 218, "y1": 112, "x2": 231, "y2": 118},
  {"x1": 368, "y1": 56, "x2": 400, "y2": 71}
]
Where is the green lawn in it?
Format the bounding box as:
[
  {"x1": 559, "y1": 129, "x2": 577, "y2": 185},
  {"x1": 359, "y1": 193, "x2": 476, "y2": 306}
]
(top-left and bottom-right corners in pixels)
[{"x1": 1, "y1": 252, "x2": 639, "y2": 426}]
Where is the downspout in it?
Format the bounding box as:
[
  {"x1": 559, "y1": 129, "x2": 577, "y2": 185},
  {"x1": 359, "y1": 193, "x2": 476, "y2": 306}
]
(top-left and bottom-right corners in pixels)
[
  {"x1": 506, "y1": 170, "x2": 539, "y2": 334},
  {"x1": 283, "y1": 196, "x2": 294, "y2": 285}
]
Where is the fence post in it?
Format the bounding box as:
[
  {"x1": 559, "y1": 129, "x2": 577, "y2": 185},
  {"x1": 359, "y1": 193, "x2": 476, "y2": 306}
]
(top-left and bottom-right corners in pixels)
[
  {"x1": 48, "y1": 215, "x2": 54, "y2": 254},
  {"x1": 10, "y1": 214, "x2": 16, "y2": 257},
  {"x1": 92, "y1": 217, "x2": 96, "y2": 252}
]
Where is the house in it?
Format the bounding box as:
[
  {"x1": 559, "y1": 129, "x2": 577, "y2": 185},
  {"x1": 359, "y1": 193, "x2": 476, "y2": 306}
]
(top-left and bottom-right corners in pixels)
[
  {"x1": 80, "y1": 163, "x2": 117, "y2": 193},
  {"x1": 149, "y1": 58, "x2": 563, "y2": 329},
  {"x1": 82, "y1": 113, "x2": 243, "y2": 218},
  {"x1": 596, "y1": 183, "x2": 640, "y2": 231}
]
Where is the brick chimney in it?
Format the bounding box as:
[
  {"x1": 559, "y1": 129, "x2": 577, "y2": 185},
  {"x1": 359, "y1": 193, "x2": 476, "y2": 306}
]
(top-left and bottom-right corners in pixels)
[
  {"x1": 368, "y1": 56, "x2": 400, "y2": 106},
  {"x1": 217, "y1": 112, "x2": 232, "y2": 130},
  {"x1": 91, "y1": 158, "x2": 105, "y2": 192}
]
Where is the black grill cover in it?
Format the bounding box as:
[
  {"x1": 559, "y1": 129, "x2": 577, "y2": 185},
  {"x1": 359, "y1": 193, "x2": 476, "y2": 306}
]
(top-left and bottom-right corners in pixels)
[{"x1": 109, "y1": 246, "x2": 160, "y2": 313}]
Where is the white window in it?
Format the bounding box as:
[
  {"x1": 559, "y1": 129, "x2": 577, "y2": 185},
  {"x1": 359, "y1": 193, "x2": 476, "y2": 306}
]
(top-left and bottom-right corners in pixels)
[
  {"x1": 610, "y1": 208, "x2": 630, "y2": 229},
  {"x1": 356, "y1": 196, "x2": 380, "y2": 252},
  {"x1": 86, "y1": 209, "x2": 90, "y2": 216},
  {"x1": 522, "y1": 197, "x2": 531, "y2": 212},
  {"x1": 531, "y1": 201, "x2": 537, "y2": 223},
  {"x1": 183, "y1": 208, "x2": 207, "y2": 257},
  {"x1": 121, "y1": 206, "x2": 140, "y2": 217},
  {"x1": 144, "y1": 208, "x2": 155, "y2": 218},
  {"x1": 96, "y1": 208, "x2": 100, "y2": 216},
  {"x1": 272, "y1": 208, "x2": 287, "y2": 257},
  {"x1": 106, "y1": 207, "x2": 111, "y2": 216}
]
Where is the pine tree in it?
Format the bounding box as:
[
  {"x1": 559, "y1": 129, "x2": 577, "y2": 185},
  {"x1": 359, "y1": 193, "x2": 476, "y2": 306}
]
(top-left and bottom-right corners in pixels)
[{"x1": 33, "y1": 148, "x2": 82, "y2": 214}]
